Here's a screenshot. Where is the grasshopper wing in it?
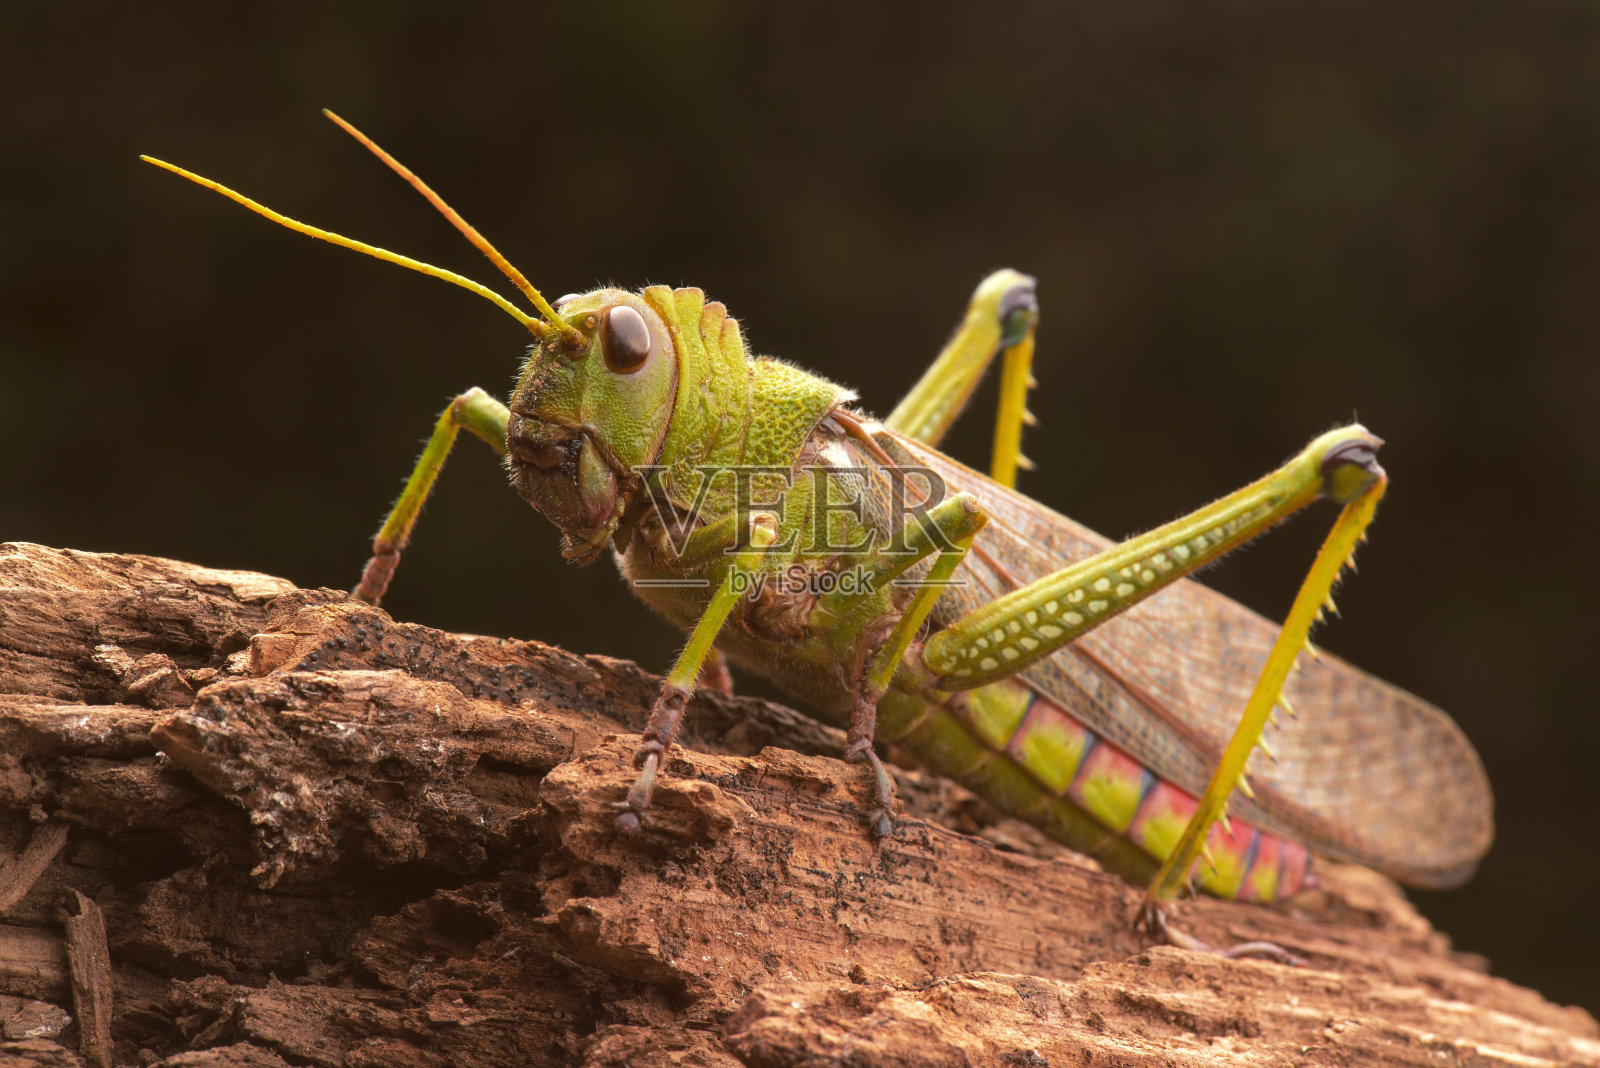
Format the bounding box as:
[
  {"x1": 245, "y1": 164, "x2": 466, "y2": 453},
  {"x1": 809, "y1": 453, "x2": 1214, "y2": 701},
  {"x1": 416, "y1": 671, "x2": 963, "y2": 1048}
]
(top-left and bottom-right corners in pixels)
[{"x1": 878, "y1": 426, "x2": 1493, "y2": 889}]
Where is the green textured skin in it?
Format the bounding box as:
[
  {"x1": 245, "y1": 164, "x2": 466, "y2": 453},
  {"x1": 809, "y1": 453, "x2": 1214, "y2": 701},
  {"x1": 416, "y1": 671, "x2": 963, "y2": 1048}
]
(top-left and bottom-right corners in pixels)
[
  {"x1": 617, "y1": 418, "x2": 1291, "y2": 900},
  {"x1": 506, "y1": 288, "x2": 1304, "y2": 898},
  {"x1": 503, "y1": 280, "x2": 1487, "y2": 901},
  {"x1": 142, "y1": 131, "x2": 1487, "y2": 904},
  {"x1": 505, "y1": 284, "x2": 872, "y2": 721},
  {"x1": 641, "y1": 286, "x2": 751, "y2": 516},
  {"x1": 510, "y1": 288, "x2": 683, "y2": 473}
]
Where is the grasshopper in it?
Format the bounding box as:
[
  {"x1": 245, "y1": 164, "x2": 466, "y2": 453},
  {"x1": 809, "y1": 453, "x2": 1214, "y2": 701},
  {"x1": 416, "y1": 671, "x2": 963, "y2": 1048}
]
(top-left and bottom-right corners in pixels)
[{"x1": 141, "y1": 112, "x2": 1492, "y2": 945}]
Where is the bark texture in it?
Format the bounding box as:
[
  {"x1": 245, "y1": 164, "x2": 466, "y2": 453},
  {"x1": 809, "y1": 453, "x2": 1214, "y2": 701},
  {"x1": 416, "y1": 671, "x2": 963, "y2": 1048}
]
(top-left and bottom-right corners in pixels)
[{"x1": 0, "y1": 541, "x2": 1593, "y2": 1067}]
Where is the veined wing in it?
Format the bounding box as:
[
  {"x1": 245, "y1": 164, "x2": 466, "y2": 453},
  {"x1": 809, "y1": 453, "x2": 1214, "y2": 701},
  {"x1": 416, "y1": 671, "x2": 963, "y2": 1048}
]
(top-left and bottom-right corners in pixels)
[{"x1": 875, "y1": 424, "x2": 1493, "y2": 888}]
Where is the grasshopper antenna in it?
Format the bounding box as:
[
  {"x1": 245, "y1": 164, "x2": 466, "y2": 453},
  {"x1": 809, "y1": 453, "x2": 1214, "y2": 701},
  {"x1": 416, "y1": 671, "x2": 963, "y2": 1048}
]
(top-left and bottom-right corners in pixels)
[
  {"x1": 321, "y1": 109, "x2": 584, "y2": 347},
  {"x1": 139, "y1": 154, "x2": 546, "y2": 338}
]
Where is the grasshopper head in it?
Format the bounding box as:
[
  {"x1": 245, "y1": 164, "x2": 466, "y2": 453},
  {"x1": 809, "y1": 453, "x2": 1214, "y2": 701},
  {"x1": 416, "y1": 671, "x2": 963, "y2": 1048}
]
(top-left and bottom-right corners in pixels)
[
  {"x1": 142, "y1": 114, "x2": 678, "y2": 565},
  {"x1": 507, "y1": 289, "x2": 678, "y2": 563}
]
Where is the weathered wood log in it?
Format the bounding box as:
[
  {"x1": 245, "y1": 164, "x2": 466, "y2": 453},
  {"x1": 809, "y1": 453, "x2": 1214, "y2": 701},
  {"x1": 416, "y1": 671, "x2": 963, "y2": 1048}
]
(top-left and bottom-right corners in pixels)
[{"x1": 0, "y1": 541, "x2": 1593, "y2": 1066}]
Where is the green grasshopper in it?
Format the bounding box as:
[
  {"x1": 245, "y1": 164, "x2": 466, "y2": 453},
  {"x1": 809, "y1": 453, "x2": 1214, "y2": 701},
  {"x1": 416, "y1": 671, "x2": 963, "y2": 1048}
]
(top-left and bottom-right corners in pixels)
[{"x1": 142, "y1": 112, "x2": 1492, "y2": 946}]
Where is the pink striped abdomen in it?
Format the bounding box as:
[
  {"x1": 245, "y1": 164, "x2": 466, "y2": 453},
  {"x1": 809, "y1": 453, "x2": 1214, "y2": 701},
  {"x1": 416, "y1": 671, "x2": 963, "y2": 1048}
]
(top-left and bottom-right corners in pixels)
[{"x1": 877, "y1": 678, "x2": 1309, "y2": 902}]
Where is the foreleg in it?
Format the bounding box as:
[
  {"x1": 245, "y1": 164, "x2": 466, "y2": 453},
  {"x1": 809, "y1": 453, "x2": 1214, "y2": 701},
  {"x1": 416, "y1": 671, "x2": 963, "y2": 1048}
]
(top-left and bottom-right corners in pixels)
[
  {"x1": 616, "y1": 512, "x2": 783, "y2": 832},
  {"x1": 353, "y1": 387, "x2": 509, "y2": 604}
]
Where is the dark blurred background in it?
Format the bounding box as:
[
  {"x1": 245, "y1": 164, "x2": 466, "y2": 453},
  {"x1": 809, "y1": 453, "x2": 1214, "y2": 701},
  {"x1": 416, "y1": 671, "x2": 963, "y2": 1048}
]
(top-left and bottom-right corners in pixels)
[{"x1": 3, "y1": 1, "x2": 1597, "y2": 1013}]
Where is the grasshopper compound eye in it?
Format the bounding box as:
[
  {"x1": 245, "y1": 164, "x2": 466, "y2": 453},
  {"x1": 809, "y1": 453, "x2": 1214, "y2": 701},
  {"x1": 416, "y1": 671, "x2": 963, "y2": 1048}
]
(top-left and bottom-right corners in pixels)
[{"x1": 601, "y1": 304, "x2": 652, "y2": 373}]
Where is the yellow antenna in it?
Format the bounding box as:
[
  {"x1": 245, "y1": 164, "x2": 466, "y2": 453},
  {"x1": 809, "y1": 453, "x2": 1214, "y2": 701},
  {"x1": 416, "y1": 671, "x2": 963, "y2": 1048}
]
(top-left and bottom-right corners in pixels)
[
  {"x1": 140, "y1": 155, "x2": 543, "y2": 336},
  {"x1": 322, "y1": 109, "x2": 584, "y2": 346}
]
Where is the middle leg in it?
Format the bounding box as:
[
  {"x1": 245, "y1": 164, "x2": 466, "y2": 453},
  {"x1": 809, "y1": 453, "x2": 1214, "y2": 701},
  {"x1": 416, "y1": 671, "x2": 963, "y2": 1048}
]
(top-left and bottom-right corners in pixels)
[{"x1": 810, "y1": 492, "x2": 990, "y2": 835}]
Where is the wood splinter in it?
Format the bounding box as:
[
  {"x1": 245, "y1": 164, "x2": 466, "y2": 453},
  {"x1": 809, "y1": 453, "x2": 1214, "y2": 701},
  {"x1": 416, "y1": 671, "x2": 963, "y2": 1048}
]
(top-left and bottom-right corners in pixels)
[
  {"x1": 61, "y1": 889, "x2": 112, "y2": 1068},
  {"x1": 0, "y1": 821, "x2": 69, "y2": 917}
]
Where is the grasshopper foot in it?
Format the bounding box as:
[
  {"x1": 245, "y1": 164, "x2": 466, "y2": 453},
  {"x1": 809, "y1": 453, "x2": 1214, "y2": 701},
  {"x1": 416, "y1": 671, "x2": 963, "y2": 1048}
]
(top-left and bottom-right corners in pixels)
[
  {"x1": 867, "y1": 807, "x2": 894, "y2": 840},
  {"x1": 353, "y1": 545, "x2": 400, "y2": 604},
  {"x1": 614, "y1": 684, "x2": 690, "y2": 833},
  {"x1": 846, "y1": 739, "x2": 898, "y2": 839},
  {"x1": 845, "y1": 692, "x2": 898, "y2": 838},
  {"x1": 614, "y1": 743, "x2": 667, "y2": 834},
  {"x1": 1134, "y1": 900, "x2": 1306, "y2": 967}
]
